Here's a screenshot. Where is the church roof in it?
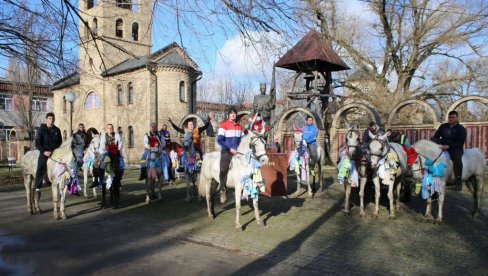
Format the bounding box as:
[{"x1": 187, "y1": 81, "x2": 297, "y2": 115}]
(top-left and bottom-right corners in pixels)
[
  {"x1": 51, "y1": 73, "x2": 80, "y2": 90},
  {"x1": 276, "y1": 30, "x2": 350, "y2": 72},
  {"x1": 102, "y1": 42, "x2": 199, "y2": 77}
]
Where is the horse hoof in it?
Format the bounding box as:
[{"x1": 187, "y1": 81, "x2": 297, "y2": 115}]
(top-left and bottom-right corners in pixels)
[
  {"x1": 185, "y1": 195, "x2": 190, "y2": 202},
  {"x1": 235, "y1": 224, "x2": 243, "y2": 231},
  {"x1": 423, "y1": 215, "x2": 434, "y2": 221},
  {"x1": 145, "y1": 196, "x2": 150, "y2": 204},
  {"x1": 434, "y1": 218, "x2": 443, "y2": 225},
  {"x1": 208, "y1": 215, "x2": 215, "y2": 220},
  {"x1": 389, "y1": 214, "x2": 396, "y2": 219},
  {"x1": 372, "y1": 213, "x2": 379, "y2": 219},
  {"x1": 343, "y1": 209, "x2": 350, "y2": 214},
  {"x1": 258, "y1": 221, "x2": 267, "y2": 228},
  {"x1": 61, "y1": 214, "x2": 67, "y2": 220}
]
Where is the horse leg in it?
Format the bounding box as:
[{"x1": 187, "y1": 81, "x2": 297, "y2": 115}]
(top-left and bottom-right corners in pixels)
[
  {"x1": 373, "y1": 176, "x2": 381, "y2": 218},
  {"x1": 83, "y1": 167, "x2": 88, "y2": 198},
  {"x1": 387, "y1": 182, "x2": 395, "y2": 218},
  {"x1": 436, "y1": 192, "x2": 445, "y2": 224},
  {"x1": 60, "y1": 185, "x2": 67, "y2": 220},
  {"x1": 294, "y1": 174, "x2": 301, "y2": 197},
  {"x1": 235, "y1": 187, "x2": 242, "y2": 230},
  {"x1": 206, "y1": 187, "x2": 215, "y2": 220},
  {"x1": 192, "y1": 174, "x2": 198, "y2": 197},
  {"x1": 185, "y1": 173, "x2": 191, "y2": 202},
  {"x1": 472, "y1": 175, "x2": 483, "y2": 218},
  {"x1": 424, "y1": 198, "x2": 434, "y2": 220},
  {"x1": 253, "y1": 199, "x2": 265, "y2": 227},
  {"x1": 52, "y1": 183, "x2": 60, "y2": 220},
  {"x1": 395, "y1": 180, "x2": 402, "y2": 212},
  {"x1": 358, "y1": 177, "x2": 367, "y2": 217},
  {"x1": 24, "y1": 175, "x2": 34, "y2": 214},
  {"x1": 344, "y1": 181, "x2": 351, "y2": 213}
]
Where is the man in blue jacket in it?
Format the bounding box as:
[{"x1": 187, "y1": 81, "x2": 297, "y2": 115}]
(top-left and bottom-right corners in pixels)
[
  {"x1": 35, "y1": 113, "x2": 62, "y2": 198},
  {"x1": 217, "y1": 106, "x2": 242, "y2": 203},
  {"x1": 432, "y1": 110, "x2": 467, "y2": 191},
  {"x1": 302, "y1": 116, "x2": 319, "y2": 176}
]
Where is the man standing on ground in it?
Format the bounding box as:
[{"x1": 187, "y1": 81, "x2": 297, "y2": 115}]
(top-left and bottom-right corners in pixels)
[
  {"x1": 432, "y1": 110, "x2": 467, "y2": 191},
  {"x1": 35, "y1": 112, "x2": 62, "y2": 198},
  {"x1": 217, "y1": 107, "x2": 242, "y2": 203},
  {"x1": 72, "y1": 123, "x2": 88, "y2": 150},
  {"x1": 302, "y1": 116, "x2": 319, "y2": 176}
]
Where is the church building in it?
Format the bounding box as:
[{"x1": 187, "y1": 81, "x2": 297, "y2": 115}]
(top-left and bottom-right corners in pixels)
[{"x1": 51, "y1": 0, "x2": 200, "y2": 164}]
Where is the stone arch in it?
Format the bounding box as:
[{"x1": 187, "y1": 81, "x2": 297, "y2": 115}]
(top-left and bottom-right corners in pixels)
[
  {"x1": 386, "y1": 99, "x2": 441, "y2": 128},
  {"x1": 329, "y1": 102, "x2": 381, "y2": 164},
  {"x1": 445, "y1": 96, "x2": 488, "y2": 121}
]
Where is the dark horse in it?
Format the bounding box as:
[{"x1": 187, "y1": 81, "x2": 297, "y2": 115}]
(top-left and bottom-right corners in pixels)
[{"x1": 98, "y1": 149, "x2": 124, "y2": 209}]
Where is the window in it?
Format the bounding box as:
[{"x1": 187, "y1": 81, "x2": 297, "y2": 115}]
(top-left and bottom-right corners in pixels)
[
  {"x1": 117, "y1": 126, "x2": 123, "y2": 136},
  {"x1": 127, "y1": 82, "x2": 134, "y2": 104},
  {"x1": 93, "y1": 18, "x2": 98, "y2": 35},
  {"x1": 85, "y1": 92, "x2": 101, "y2": 110},
  {"x1": 116, "y1": 0, "x2": 132, "y2": 10},
  {"x1": 128, "y1": 126, "x2": 134, "y2": 148},
  {"x1": 63, "y1": 96, "x2": 67, "y2": 113},
  {"x1": 116, "y1": 19, "x2": 123, "y2": 38},
  {"x1": 0, "y1": 94, "x2": 13, "y2": 111},
  {"x1": 179, "y1": 81, "x2": 186, "y2": 102},
  {"x1": 87, "y1": 0, "x2": 94, "y2": 9},
  {"x1": 132, "y1": 22, "x2": 139, "y2": 41},
  {"x1": 117, "y1": 84, "x2": 123, "y2": 105},
  {"x1": 31, "y1": 97, "x2": 48, "y2": 112}
]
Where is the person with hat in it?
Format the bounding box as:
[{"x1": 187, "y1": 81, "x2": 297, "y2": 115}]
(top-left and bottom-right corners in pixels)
[{"x1": 217, "y1": 106, "x2": 242, "y2": 203}]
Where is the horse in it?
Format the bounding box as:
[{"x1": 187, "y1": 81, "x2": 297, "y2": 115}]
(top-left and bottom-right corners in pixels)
[
  {"x1": 289, "y1": 128, "x2": 326, "y2": 197},
  {"x1": 198, "y1": 132, "x2": 269, "y2": 230},
  {"x1": 144, "y1": 143, "x2": 167, "y2": 204},
  {"x1": 21, "y1": 138, "x2": 85, "y2": 219},
  {"x1": 100, "y1": 150, "x2": 125, "y2": 209},
  {"x1": 181, "y1": 132, "x2": 199, "y2": 202},
  {"x1": 82, "y1": 133, "x2": 101, "y2": 198},
  {"x1": 342, "y1": 127, "x2": 369, "y2": 213},
  {"x1": 410, "y1": 140, "x2": 485, "y2": 222},
  {"x1": 368, "y1": 138, "x2": 408, "y2": 218}
]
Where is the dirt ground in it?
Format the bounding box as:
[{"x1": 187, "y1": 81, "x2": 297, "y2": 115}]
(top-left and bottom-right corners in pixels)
[{"x1": 0, "y1": 167, "x2": 487, "y2": 275}]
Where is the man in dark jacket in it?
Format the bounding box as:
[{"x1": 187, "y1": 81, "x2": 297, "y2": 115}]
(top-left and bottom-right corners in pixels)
[
  {"x1": 432, "y1": 110, "x2": 467, "y2": 191},
  {"x1": 35, "y1": 112, "x2": 63, "y2": 197},
  {"x1": 72, "y1": 123, "x2": 88, "y2": 150}
]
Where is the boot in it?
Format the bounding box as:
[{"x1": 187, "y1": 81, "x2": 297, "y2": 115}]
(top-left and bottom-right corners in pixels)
[
  {"x1": 448, "y1": 177, "x2": 463, "y2": 191},
  {"x1": 139, "y1": 167, "x2": 147, "y2": 181},
  {"x1": 89, "y1": 179, "x2": 99, "y2": 189}
]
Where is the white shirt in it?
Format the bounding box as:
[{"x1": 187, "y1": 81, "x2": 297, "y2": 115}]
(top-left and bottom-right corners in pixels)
[{"x1": 99, "y1": 132, "x2": 123, "y2": 154}]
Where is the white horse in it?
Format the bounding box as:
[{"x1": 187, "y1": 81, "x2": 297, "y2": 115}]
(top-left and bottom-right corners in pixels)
[
  {"x1": 82, "y1": 134, "x2": 101, "y2": 198},
  {"x1": 410, "y1": 140, "x2": 485, "y2": 222},
  {"x1": 198, "y1": 132, "x2": 269, "y2": 230},
  {"x1": 368, "y1": 138, "x2": 408, "y2": 218},
  {"x1": 21, "y1": 138, "x2": 85, "y2": 219},
  {"x1": 290, "y1": 129, "x2": 327, "y2": 197},
  {"x1": 181, "y1": 132, "x2": 199, "y2": 202},
  {"x1": 343, "y1": 128, "x2": 369, "y2": 214}
]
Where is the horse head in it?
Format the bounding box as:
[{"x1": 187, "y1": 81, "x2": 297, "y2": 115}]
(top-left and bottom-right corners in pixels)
[
  {"x1": 247, "y1": 132, "x2": 269, "y2": 165},
  {"x1": 346, "y1": 128, "x2": 360, "y2": 157},
  {"x1": 182, "y1": 132, "x2": 194, "y2": 154},
  {"x1": 369, "y1": 138, "x2": 388, "y2": 167}
]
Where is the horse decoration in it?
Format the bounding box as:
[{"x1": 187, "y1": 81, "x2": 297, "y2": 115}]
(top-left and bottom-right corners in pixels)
[
  {"x1": 82, "y1": 129, "x2": 101, "y2": 198},
  {"x1": 181, "y1": 132, "x2": 199, "y2": 202},
  {"x1": 368, "y1": 135, "x2": 408, "y2": 218},
  {"x1": 198, "y1": 131, "x2": 269, "y2": 230},
  {"x1": 288, "y1": 125, "x2": 326, "y2": 197},
  {"x1": 21, "y1": 138, "x2": 85, "y2": 219},
  {"x1": 144, "y1": 139, "x2": 169, "y2": 204},
  {"x1": 410, "y1": 140, "x2": 485, "y2": 222}
]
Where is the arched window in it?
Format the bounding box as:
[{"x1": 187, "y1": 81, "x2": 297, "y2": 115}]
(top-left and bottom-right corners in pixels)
[
  {"x1": 115, "y1": 19, "x2": 123, "y2": 38},
  {"x1": 128, "y1": 126, "x2": 134, "y2": 148},
  {"x1": 132, "y1": 22, "x2": 139, "y2": 41},
  {"x1": 63, "y1": 96, "x2": 67, "y2": 113},
  {"x1": 87, "y1": 0, "x2": 94, "y2": 9},
  {"x1": 117, "y1": 126, "x2": 123, "y2": 136},
  {"x1": 117, "y1": 84, "x2": 123, "y2": 105},
  {"x1": 92, "y1": 18, "x2": 98, "y2": 35},
  {"x1": 116, "y1": 0, "x2": 132, "y2": 10},
  {"x1": 127, "y1": 82, "x2": 134, "y2": 104},
  {"x1": 179, "y1": 81, "x2": 186, "y2": 102},
  {"x1": 85, "y1": 92, "x2": 101, "y2": 110}
]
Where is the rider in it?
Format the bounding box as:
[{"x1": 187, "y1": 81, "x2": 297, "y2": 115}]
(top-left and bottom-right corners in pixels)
[
  {"x1": 302, "y1": 116, "x2": 319, "y2": 176},
  {"x1": 432, "y1": 110, "x2": 467, "y2": 191},
  {"x1": 139, "y1": 123, "x2": 164, "y2": 181},
  {"x1": 168, "y1": 113, "x2": 214, "y2": 160},
  {"x1": 390, "y1": 131, "x2": 411, "y2": 149},
  {"x1": 34, "y1": 112, "x2": 62, "y2": 198},
  {"x1": 218, "y1": 106, "x2": 242, "y2": 204},
  {"x1": 160, "y1": 124, "x2": 171, "y2": 147},
  {"x1": 72, "y1": 123, "x2": 89, "y2": 151},
  {"x1": 99, "y1": 124, "x2": 124, "y2": 203},
  {"x1": 362, "y1": 122, "x2": 385, "y2": 147}
]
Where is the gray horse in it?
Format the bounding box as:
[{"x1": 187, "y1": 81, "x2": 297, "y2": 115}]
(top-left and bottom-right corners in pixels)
[
  {"x1": 181, "y1": 132, "x2": 199, "y2": 202},
  {"x1": 22, "y1": 138, "x2": 85, "y2": 219},
  {"x1": 411, "y1": 140, "x2": 485, "y2": 222}
]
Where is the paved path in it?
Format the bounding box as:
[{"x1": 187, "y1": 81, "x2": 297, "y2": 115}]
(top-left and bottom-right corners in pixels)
[{"x1": 0, "y1": 168, "x2": 487, "y2": 275}]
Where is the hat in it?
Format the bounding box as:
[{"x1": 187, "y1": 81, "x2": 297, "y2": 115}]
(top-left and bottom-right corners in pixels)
[{"x1": 228, "y1": 106, "x2": 237, "y2": 115}]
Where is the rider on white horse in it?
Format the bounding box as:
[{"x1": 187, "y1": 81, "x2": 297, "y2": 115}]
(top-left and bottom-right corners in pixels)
[
  {"x1": 362, "y1": 122, "x2": 386, "y2": 148},
  {"x1": 302, "y1": 116, "x2": 319, "y2": 176},
  {"x1": 139, "y1": 123, "x2": 165, "y2": 181}
]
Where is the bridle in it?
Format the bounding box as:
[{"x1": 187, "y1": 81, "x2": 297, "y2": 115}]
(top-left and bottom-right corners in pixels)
[
  {"x1": 369, "y1": 138, "x2": 389, "y2": 161},
  {"x1": 238, "y1": 134, "x2": 267, "y2": 161},
  {"x1": 346, "y1": 129, "x2": 360, "y2": 152}
]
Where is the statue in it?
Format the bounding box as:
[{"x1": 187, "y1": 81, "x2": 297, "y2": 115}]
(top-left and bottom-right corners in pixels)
[{"x1": 252, "y1": 67, "x2": 276, "y2": 123}]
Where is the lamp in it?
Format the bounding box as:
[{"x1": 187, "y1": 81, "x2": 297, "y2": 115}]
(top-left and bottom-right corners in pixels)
[{"x1": 65, "y1": 92, "x2": 76, "y2": 136}]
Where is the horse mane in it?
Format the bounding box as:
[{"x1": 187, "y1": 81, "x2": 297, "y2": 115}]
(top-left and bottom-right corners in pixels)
[
  {"x1": 412, "y1": 139, "x2": 442, "y2": 160},
  {"x1": 51, "y1": 138, "x2": 73, "y2": 160}
]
